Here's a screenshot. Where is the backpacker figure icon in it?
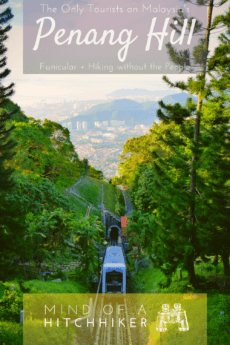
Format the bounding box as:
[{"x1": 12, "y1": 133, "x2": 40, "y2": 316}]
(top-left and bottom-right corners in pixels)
[{"x1": 156, "y1": 303, "x2": 189, "y2": 332}]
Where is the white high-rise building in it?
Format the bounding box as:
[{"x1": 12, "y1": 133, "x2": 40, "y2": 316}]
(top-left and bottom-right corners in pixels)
[
  {"x1": 82, "y1": 121, "x2": 87, "y2": 130},
  {"x1": 77, "y1": 121, "x2": 82, "y2": 131}
]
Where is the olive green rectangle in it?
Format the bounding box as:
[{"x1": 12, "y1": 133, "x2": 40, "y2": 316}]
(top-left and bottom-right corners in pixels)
[{"x1": 23, "y1": 293, "x2": 207, "y2": 344}]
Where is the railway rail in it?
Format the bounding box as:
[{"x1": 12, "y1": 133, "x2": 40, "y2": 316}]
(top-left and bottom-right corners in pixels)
[{"x1": 94, "y1": 296, "x2": 133, "y2": 345}]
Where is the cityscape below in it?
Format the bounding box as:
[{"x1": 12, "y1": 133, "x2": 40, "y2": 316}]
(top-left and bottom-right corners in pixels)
[{"x1": 23, "y1": 89, "x2": 185, "y2": 177}]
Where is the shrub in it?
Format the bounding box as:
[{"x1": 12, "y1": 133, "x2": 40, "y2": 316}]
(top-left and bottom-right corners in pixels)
[
  {"x1": 204, "y1": 263, "x2": 214, "y2": 272},
  {"x1": 0, "y1": 287, "x2": 23, "y2": 322},
  {"x1": 0, "y1": 322, "x2": 23, "y2": 345}
]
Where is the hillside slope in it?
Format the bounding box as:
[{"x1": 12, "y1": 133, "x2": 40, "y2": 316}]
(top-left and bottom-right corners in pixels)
[{"x1": 71, "y1": 177, "x2": 125, "y2": 217}]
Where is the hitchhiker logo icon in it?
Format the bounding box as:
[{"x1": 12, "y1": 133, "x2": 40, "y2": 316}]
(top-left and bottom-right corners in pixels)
[{"x1": 156, "y1": 303, "x2": 189, "y2": 332}]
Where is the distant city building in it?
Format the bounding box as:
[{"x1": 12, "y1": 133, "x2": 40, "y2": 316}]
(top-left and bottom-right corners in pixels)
[
  {"x1": 102, "y1": 121, "x2": 109, "y2": 127},
  {"x1": 74, "y1": 113, "x2": 79, "y2": 116},
  {"x1": 77, "y1": 121, "x2": 82, "y2": 131},
  {"x1": 95, "y1": 121, "x2": 101, "y2": 128},
  {"x1": 82, "y1": 121, "x2": 88, "y2": 130}
]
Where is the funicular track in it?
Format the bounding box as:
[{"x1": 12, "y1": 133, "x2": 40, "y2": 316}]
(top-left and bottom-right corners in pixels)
[
  {"x1": 94, "y1": 295, "x2": 133, "y2": 345},
  {"x1": 90, "y1": 190, "x2": 137, "y2": 345},
  {"x1": 91, "y1": 240, "x2": 137, "y2": 344}
]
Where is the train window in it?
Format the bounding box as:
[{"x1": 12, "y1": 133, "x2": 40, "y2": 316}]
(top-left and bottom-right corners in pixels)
[
  {"x1": 110, "y1": 227, "x2": 119, "y2": 246},
  {"x1": 106, "y1": 271, "x2": 123, "y2": 293}
]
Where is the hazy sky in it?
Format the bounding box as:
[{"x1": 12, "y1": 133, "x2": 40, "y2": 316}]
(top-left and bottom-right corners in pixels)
[{"x1": 4, "y1": 0, "x2": 229, "y2": 106}]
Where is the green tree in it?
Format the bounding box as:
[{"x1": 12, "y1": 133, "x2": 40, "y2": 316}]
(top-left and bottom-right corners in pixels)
[
  {"x1": 128, "y1": 111, "x2": 199, "y2": 281},
  {"x1": 25, "y1": 208, "x2": 74, "y2": 269},
  {"x1": 120, "y1": 86, "x2": 230, "y2": 283},
  {"x1": 23, "y1": 215, "x2": 46, "y2": 272},
  {"x1": 82, "y1": 158, "x2": 90, "y2": 176},
  {"x1": 200, "y1": 98, "x2": 230, "y2": 277},
  {"x1": 159, "y1": 1, "x2": 229, "y2": 284},
  {"x1": 10, "y1": 119, "x2": 81, "y2": 188},
  {"x1": 151, "y1": 95, "x2": 229, "y2": 280},
  {"x1": 0, "y1": 1, "x2": 24, "y2": 279},
  {"x1": 205, "y1": 9, "x2": 230, "y2": 276},
  {"x1": 126, "y1": 210, "x2": 153, "y2": 256},
  {"x1": 0, "y1": 0, "x2": 16, "y2": 191},
  {"x1": 88, "y1": 166, "x2": 103, "y2": 180},
  {"x1": 71, "y1": 216, "x2": 103, "y2": 281},
  {"x1": 118, "y1": 134, "x2": 152, "y2": 185}
]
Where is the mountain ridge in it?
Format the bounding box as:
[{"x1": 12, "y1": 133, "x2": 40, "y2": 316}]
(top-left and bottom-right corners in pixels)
[
  {"x1": 107, "y1": 88, "x2": 178, "y2": 97},
  {"x1": 61, "y1": 92, "x2": 197, "y2": 127}
]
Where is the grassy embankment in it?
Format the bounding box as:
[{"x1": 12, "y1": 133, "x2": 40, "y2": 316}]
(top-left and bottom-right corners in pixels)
[
  {"x1": 71, "y1": 177, "x2": 125, "y2": 217},
  {"x1": 70, "y1": 176, "x2": 102, "y2": 217},
  {"x1": 102, "y1": 180, "x2": 125, "y2": 216},
  {"x1": 3, "y1": 279, "x2": 88, "y2": 294}
]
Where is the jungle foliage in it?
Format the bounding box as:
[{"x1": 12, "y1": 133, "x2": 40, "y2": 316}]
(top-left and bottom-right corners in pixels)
[
  {"x1": 0, "y1": 98, "x2": 104, "y2": 283},
  {"x1": 118, "y1": 5, "x2": 230, "y2": 287}
]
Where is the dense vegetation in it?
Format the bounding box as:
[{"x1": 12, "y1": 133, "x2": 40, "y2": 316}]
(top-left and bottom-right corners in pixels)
[
  {"x1": 128, "y1": 255, "x2": 230, "y2": 345},
  {"x1": 118, "y1": 4, "x2": 230, "y2": 343},
  {"x1": 0, "y1": 99, "x2": 106, "y2": 282},
  {"x1": 118, "y1": 4, "x2": 230, "y2": 290}
]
